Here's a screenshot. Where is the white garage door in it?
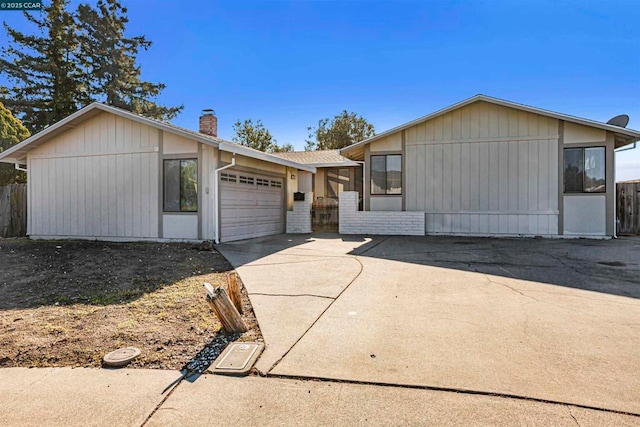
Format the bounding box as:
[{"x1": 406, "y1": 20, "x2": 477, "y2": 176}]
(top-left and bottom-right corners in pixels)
[{"x1": 219, "y1": 170, "x2": 284, "y2": 242}]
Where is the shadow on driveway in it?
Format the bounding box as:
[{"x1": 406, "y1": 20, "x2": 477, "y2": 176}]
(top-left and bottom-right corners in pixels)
[
  {"x1": 349, "y1": 235, "x2": 640, "y2": 299},
  {"x1": 218, "y1": 233, "x2": 640, "y2": 299}
]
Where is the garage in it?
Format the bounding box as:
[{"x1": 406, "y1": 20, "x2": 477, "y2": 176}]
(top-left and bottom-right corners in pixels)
[{"x1": 219, "y1": 170, "x2": 285, "y2": 242}]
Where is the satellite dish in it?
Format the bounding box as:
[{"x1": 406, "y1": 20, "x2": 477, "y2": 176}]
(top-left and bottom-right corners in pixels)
[{"x1": 607, "y1": 114, "x2": 629, "y2": 128}]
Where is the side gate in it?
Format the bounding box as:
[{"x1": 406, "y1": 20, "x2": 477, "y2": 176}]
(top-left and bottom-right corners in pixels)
[{"x1": 311, "y1": 197, "x2": 338, "y2": 232}]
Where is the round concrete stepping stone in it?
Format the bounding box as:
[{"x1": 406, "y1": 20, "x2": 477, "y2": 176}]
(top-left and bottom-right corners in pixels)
[{"x1": 103, "y1": 347, "x2": 141, "y2": 367}]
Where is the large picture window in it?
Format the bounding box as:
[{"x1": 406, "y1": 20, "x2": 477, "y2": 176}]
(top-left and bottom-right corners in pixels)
[
  {"x1": 164, "y1": 159, "x2": 198, "y2": 212},
  {"x1": 564, "y1": 147, "x2": 605, "y2": 193},
  {"x1": 371, "y1": 154, "x2": 402, "y2": 195}
]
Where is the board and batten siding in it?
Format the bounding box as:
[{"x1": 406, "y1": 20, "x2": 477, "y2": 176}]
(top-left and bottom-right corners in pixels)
[
  {"x1": 404, "y1": 101, "x2": 560, "y2": 236},
  {"x1": 27, "y1": 112, "x2": 160, "y2": 239}
]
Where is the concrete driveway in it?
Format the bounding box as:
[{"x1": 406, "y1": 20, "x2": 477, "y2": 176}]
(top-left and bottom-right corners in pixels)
[{"x1": 217, "y1": 234, "x2": 640, "y2": 415}]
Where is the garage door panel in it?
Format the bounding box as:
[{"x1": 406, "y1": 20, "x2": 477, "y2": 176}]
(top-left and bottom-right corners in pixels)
[
  {"x1": 221, "y1": 209, "x2": 282, "y2": 221},
  {"x1": 220, "y1": 171, "x2": 284, "y2": 242}
]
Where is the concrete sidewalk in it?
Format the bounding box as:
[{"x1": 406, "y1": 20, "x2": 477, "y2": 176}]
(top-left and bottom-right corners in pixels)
[
  {"x1": 0, "y1": 367, "x2": 180, "y2": 427},
  {"x1": 2, "y1": 367, "x2": 637, "y2": 426}
]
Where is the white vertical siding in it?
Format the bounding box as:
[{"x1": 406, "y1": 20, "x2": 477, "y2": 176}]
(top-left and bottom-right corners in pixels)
[
  {"x1": 564, "y1": 195, "x2": 606, "y2": 235},
  {"x1": 405, "y1": 101, "x2": 560, "y2": 236},
  {"x1": 200, "y1": 145, "x2": 217, "y2": 241},
  {"x1": 27, "y1": 112, "x2": 159, "y2": 239}
]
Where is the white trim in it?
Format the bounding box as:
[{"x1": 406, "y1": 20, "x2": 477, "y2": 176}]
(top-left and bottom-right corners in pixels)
[
  {"x1": 28, "y1": 235, "x2": 206, "y2": 244},
  {"x1": 341, "y1": 94, "x2": 640, "y2": 155},
  {"x1": 405, "y1": 135, "x2": 560, "y2": 145},
  {"x1": 30, "y1": 147, "x2": 158, "y2": 160},
  {"x1": 213, "y1": 155, "x2": 236, "y2": 244},
  {"x1": 425, "y1": 232, "x2": 610, "y2": 240},
  {"x1": 422, "y1": 210, "x2": 560, "y2": 215}
]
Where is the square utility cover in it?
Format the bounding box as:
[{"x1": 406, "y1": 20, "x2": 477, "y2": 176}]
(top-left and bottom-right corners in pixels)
[{"x1": 210, "y1": 342, "x2": 264, "y2": 376}]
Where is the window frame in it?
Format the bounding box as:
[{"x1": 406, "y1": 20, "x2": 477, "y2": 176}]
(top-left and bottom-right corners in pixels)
[
  {"x1": 563, "y1": 146, "x2": 606, "y2": 194},
  {"x1": 163, "y1": 158, "x2": 198, "y2": 213},
  {"x1": 370, "y1": 154, "x2": 402, "y2": 195}
]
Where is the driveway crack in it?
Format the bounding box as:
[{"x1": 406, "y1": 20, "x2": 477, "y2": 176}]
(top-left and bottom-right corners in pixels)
[
  {"x1": 568, "y1": 406, "x2": 580, "y2": 426},
  {"x1": 471, "y1": 265, "x2": 540, "y2": 303},
  {"x1": 140, "y1": 374, "x2": 184, "y2": 427},
  {"x1": 266, "y1": 255, "x2": 365, "y2": 373}
]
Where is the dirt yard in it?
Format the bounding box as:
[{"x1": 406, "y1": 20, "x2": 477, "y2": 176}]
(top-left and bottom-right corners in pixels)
[{"x1": 0, "y1": 239, "x2": 261, "y2": 371}]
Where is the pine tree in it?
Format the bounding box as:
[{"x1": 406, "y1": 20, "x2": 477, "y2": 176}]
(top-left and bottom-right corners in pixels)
[
  {"x1": 76, "y1": 0, "x2": 182, "y2": 121},
  {"x1": 0, "y1": 0, "x2": 86, "y2": 133}
]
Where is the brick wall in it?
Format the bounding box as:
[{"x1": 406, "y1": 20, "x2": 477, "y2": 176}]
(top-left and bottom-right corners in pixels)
[
  {"x1": 286, "y1": 191, "x2": 312, "y2": 233},
  {"x1": 199, "y1": 113, "x2": 217, "y2": 137},
  {"x1": 339, "y1": 191, "x2": 425, "y2": 236}
]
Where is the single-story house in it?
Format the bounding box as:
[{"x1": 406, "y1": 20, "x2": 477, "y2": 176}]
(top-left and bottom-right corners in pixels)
[
  {"x1": 0, "y1": 103, "x2": 315, "y2": 243},
  {"x1": 339, "y1": 94, "x2": 640, "y2": 238},
  {"x1": 2, "y1": 94, "x2": 638, "y2": 242}
]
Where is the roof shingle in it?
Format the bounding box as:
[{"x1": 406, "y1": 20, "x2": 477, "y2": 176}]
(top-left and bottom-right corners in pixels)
[{"x1": 271, "y1": 150, "x2": 358, "y2": 166}]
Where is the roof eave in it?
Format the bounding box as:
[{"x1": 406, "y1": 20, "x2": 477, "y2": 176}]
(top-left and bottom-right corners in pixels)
[
  {"x1": 219, "y1": 142, "x2": 316, "y2": 173},
  {"x1": 0, "y1": 156, "x2": 25, "y2": 165},
  {"x1": 307, "y1": 161, "x2": 361, "y2": 167}
]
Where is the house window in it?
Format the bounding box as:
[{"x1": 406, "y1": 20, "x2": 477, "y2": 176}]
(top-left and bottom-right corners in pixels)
[
  {"x1": 370, "y1": 154, "x2": 402, "y2": 195},
  {"x1": 164, "y1": 159, "x2": 198, "y2": 212},
  {"x1": 564, "y1": 147, "x2": 605, "y2": 193}
]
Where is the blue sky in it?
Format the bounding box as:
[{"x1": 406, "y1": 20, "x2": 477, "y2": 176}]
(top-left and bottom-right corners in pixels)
[{"x1": 1, "y1": 0, "x2": 639, "y2": 180}]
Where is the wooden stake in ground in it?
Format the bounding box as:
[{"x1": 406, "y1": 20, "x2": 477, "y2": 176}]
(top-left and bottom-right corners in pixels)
[
  {"x1": 227, "y1": 272, "x2": 243, "y2": 314},
  {"x1": 203, "y1": 283, "x2": 248, "y2": 333}
]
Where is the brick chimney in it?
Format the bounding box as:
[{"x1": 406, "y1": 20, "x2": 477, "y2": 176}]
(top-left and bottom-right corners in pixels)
[{"x1": 199, "y1": 109, "x2": 217, "y2": 137}]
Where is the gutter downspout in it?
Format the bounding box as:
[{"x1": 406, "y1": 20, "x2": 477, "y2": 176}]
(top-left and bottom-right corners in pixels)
[
  {"x1": 14, "y1": 163, "x2": 27, "y2": 172},
  {"x1": 615, "y1": 142, "x2": 636, "y2": 152},
  {"x1": 213, "y1": 154, "x2": 236, "y2": 244}
]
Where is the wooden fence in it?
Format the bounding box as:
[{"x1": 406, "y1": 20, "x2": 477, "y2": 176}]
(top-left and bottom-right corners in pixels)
[
  {"x1": 617, "y1": 181, "x2": 640, "y2": 235},
  {"x1": 0, "y1": 184, "x2": 27, "y2": 237}
]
